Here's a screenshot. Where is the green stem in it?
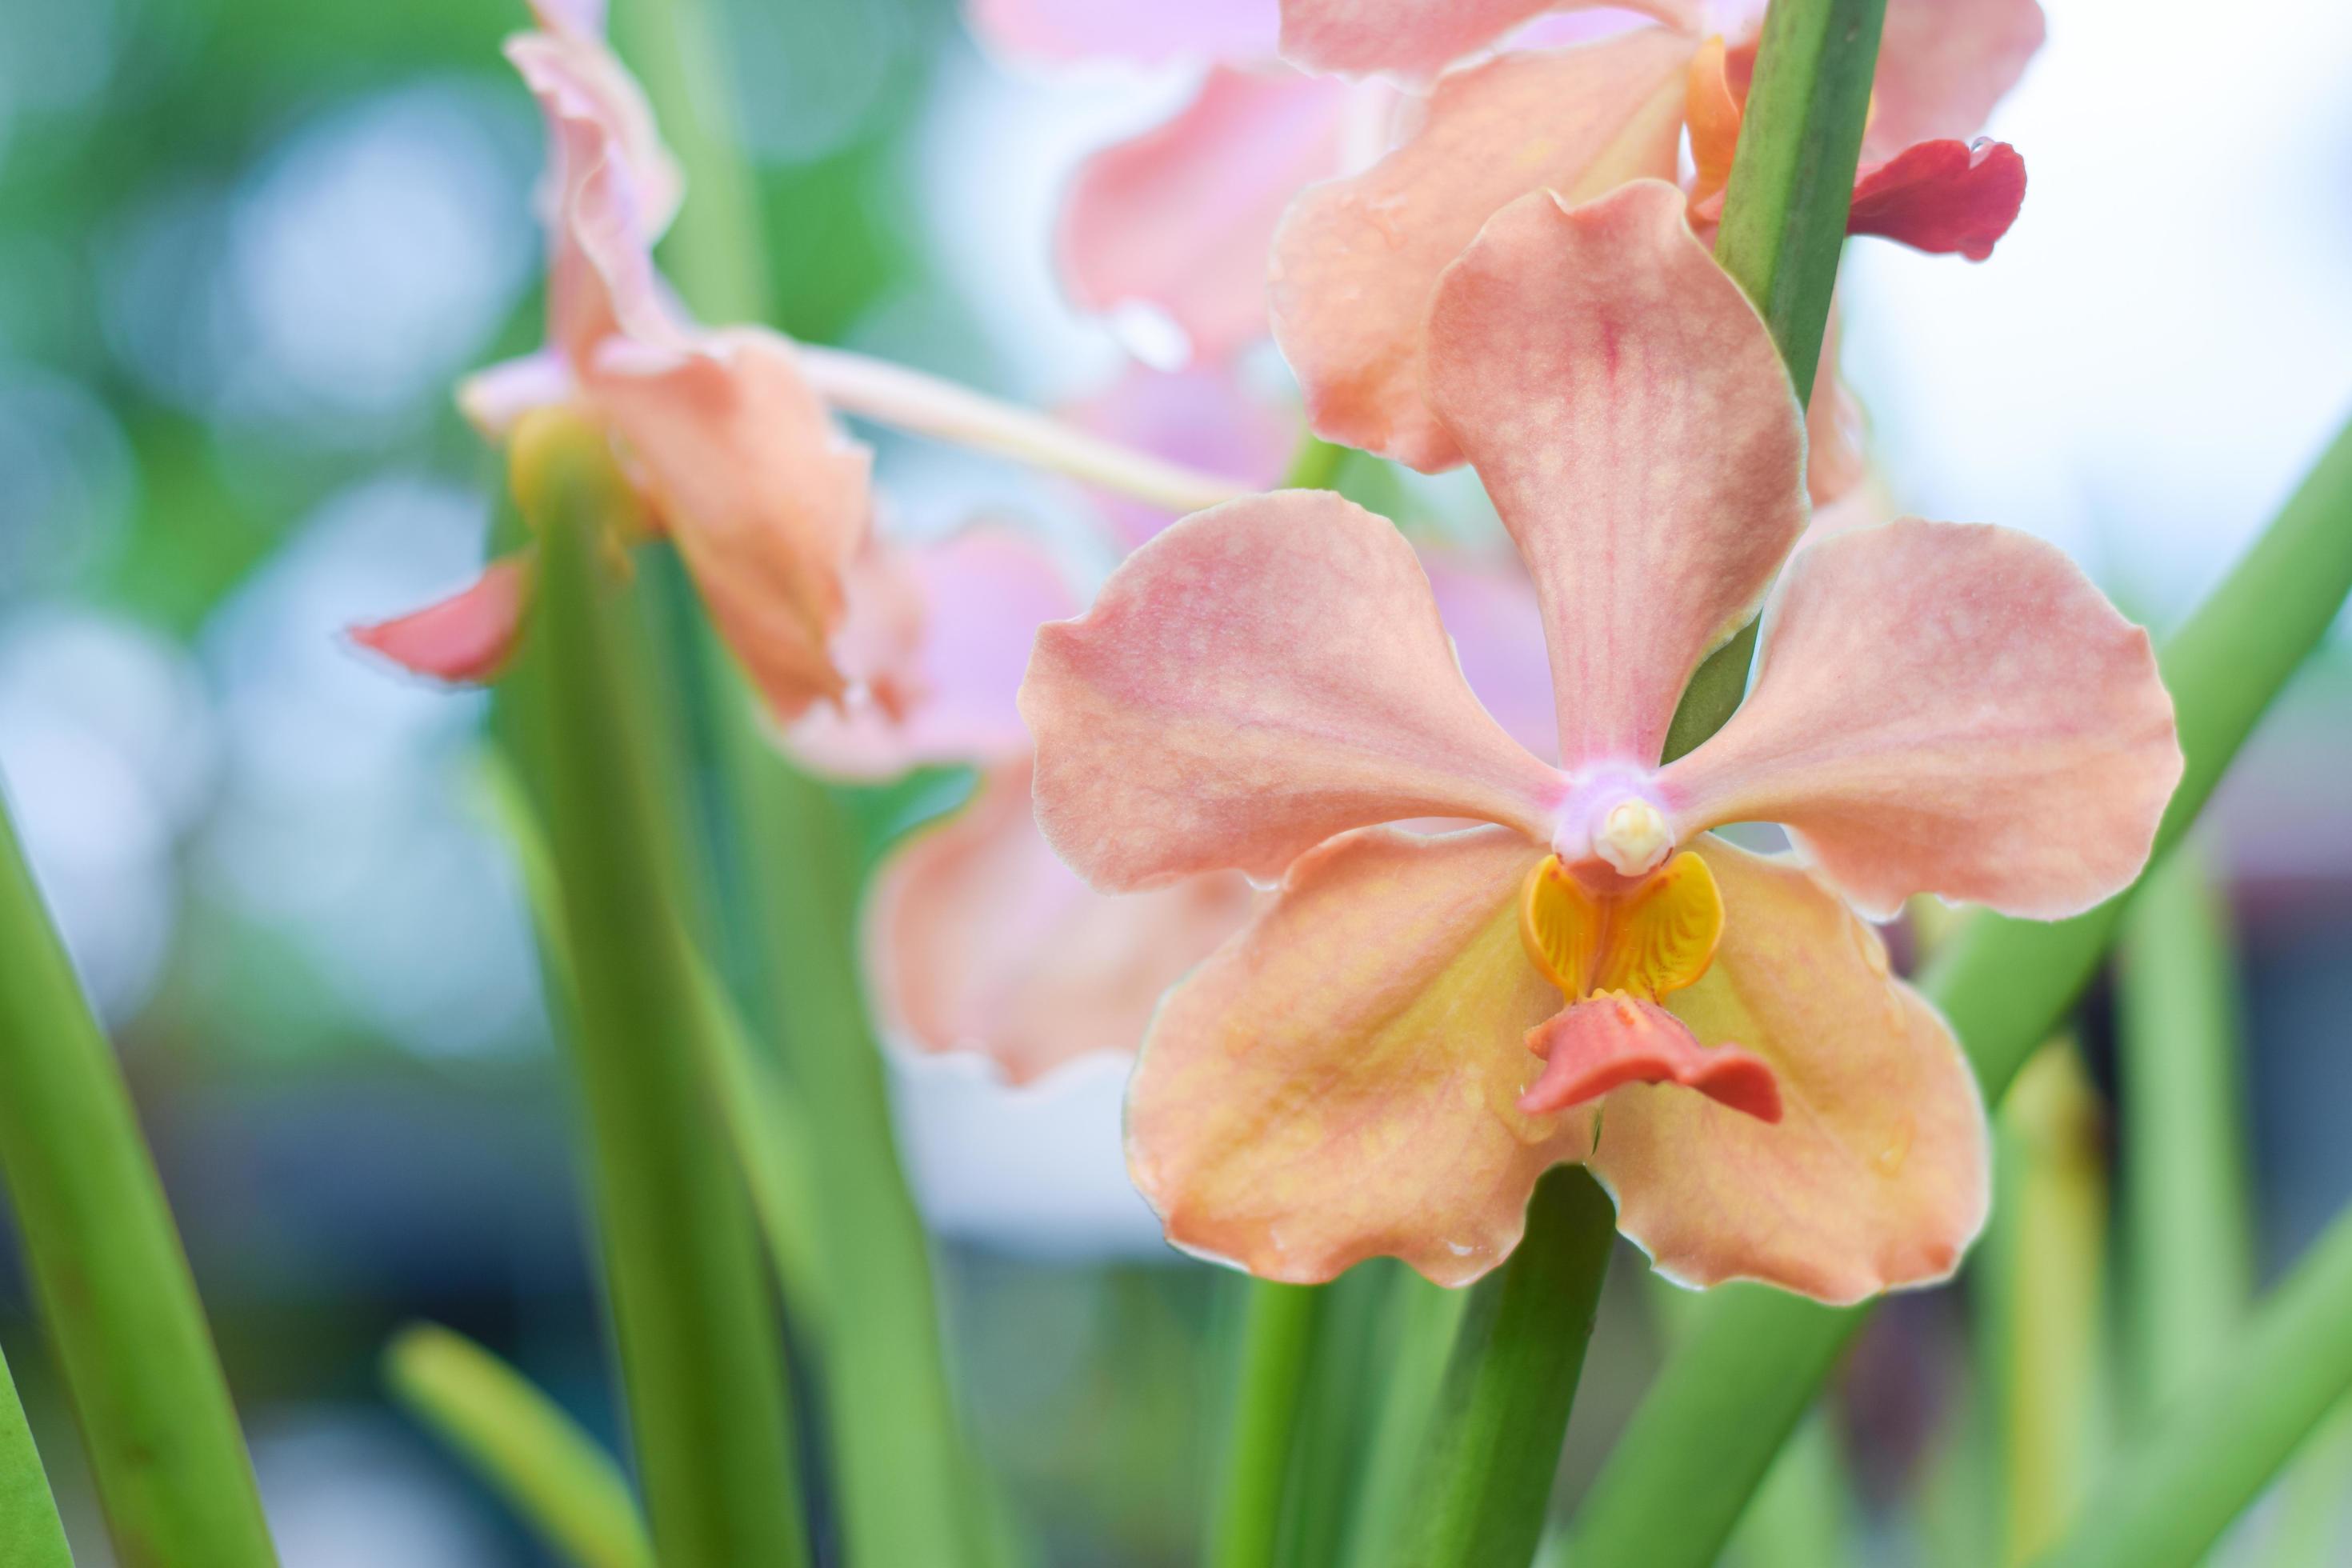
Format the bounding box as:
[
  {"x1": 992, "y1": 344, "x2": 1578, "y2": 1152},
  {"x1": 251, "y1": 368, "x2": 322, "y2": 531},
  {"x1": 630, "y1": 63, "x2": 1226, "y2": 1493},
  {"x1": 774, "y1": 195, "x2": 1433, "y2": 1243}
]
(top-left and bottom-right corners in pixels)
[
  {"x1": 1570, "y1": 409, "x2": 2352, "y2": 1566},
  {"x1": 1662, "y1": 0, "x2": 1886, "y2": 765},
  {"x1": 0, "y1": 801, "x2": 275, "y2": 1567},
  {"x1": 1208, "y1": 1283, "x2": 1325, "y2": 1568},
  {"x1": 0, "y1": 1342, "x2": 71, "y2": 1568},
  {"x1": 1340, "y1": 1272, "x2": 1470, "y2": 1567},
  {"x1": 2034, "y1": 1196, "x2": 2352, "y2": 1568},
  {"x1": 384, "y1": 1324, "x2": 653, "y2": 1568},
  {"x1": 1390, "y1": 1168, "x2": 1616, "y2": 1567},
  {"x1": 2115, "y1": 849, "x2": 2251, "y2": 1414},
  {"x1": 503, "y1": 437, "x2": 806, "y2": 1568},
  {"x1": 1282, "y1": 434, "x2": 1348, "y2": 492}
]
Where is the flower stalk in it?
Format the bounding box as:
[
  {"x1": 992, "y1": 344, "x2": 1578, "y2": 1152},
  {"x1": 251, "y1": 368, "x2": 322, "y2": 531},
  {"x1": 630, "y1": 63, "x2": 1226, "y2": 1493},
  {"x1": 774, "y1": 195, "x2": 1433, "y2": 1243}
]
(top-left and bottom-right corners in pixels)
[
  {"x1": 0, "y1": 792, "x2": 277, "y2": 1568},
  {"x1": 0, "y1": 1342, "x2": 70, "y2": 1568}
]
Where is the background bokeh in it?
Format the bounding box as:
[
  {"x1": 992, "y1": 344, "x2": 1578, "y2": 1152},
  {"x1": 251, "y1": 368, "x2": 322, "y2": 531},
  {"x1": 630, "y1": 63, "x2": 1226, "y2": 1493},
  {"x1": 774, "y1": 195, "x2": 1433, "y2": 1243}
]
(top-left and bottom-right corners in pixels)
[{"x1": 0, "y1": 0, "x2": 2345, "y2": 1561}]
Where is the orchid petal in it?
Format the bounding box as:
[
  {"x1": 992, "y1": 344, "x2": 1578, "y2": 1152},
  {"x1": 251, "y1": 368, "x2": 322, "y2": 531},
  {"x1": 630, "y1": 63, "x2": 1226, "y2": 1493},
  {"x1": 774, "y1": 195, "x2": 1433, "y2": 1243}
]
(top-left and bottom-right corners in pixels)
[
  {"x1": 1806, "y1": 302, "x2": 1868, "y2": 506},
  {"x1": 867, "y1": 762, "x2": 1258, "y2": 1084},
  {"x1": 1424, "y1": 180, "x2": 1809, "y2": 769},
  {"x1": 788, "y1": 528, "x2": 1078, "y2": 779},
  {"x1": 1868, "y1": 0, "x2": 2046, "y2": 158},
  {"x1": 588, "y1": 328, "x2": 874, "y2": 720},
  {"x1": 1063, "y1": 67, "x2": 1355, "y2": 366},
  {"x1": 1521, "y1": 994, "x2": 1780, "y2": 1122},
  {"x1": 1022, "y1": 490, "x2": 1568, "y2": 890},
  {"x1": 349, "y1": 555, "x2": 532, "y2": 684},
  {"x1": 1072, "y1": 367, "x2": 1297, "y2": 550},
  {"x1": 1271, "y1": 31, "x2": 1693, "y2": 471},
  {"x1": 1423, "y1": 556, "x2": 1559, "y2": 763},
  {"x1": 1846, "y1": 139, "x2": 2026, "y2": 261},
  {"x1": 1126, "y1": 825, "x2": 1575, "y2": 1285},
  {"x1": 1662, "y1": 521, "x2": 2182, "y2": 920},
  {"x1": 967, "y1": 0, "x2": 1279, "y2": 66},
  {"x1": 458, "y1": 351, "x2": 576, "y2": 442},
  {"x1": 1278, "y1": 0, "x2": 1701, "y2": 83},
  {"x1": 1591, "y1": 837, "x2": 1991, "y2": 1303}
]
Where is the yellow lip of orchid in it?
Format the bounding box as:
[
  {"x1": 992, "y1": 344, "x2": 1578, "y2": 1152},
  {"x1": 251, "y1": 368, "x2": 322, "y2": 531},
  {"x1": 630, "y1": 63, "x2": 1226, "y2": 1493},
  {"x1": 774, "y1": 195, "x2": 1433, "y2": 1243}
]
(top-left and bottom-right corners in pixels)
[{"x1": 1518, "y1": 848, "x2": 1724, "y2": 1006}]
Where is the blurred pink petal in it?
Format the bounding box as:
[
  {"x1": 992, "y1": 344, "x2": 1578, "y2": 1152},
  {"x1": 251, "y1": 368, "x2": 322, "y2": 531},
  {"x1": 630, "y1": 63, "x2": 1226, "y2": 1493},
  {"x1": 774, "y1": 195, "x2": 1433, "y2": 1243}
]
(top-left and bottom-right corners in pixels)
[
  {"x1": 1806, "y1": 304, "x2": 1867, "y2": 506},
  {"x1": 1424, "y1": 181, "x2": 1806, "y2": 768},
  {"x1": 1521, "y1": 992, "x2": 1779, "y2": 1122},
  {"x1": 458, "y1": 350, "x2": 575, "y2": 441},
  {"x1": 867, "y1": 762, "x2": 1258, "y2": 1083},
  {"x1": 1422, "y1": 556, "x2": 1558, "y2": 763},
  {"x1": 1063, "y1": 66, "x2": 1357, "y2": 365},
  {"x1": 1279, "y1": 0, "x2": 1699, "y2": 82},
  {"x1": 1126, "y1": 826, "x2": 1578, "y2": 1286},
  {"x1": 349, "y1": 555, "x2": 532, "y2": 684},
  {"x1": 1073, "y1": 366, "x2": 1296, "y2": 550},
  {"x1": 1272, "y1": 32, "x2": 1692, "y2": 470},
  {"x1": 1021, "y1": 489, "x2": 1568, "y2": 892},
  {"x1": 1662, "y1": 521, "x2": 2182, "y2": 920},
  {"x1": 1846, "y1": 138, "x2": 2026, "y2": 260},
  {"x1": 968, "y1": 0, "x2": 1278, "y2": 66},
  {"x1": 789, "y1": 527, "x2": 1078, "y2": 778},
  {"x1": 1593, "y1": 837, "x2": 1991, "y2": 1302},
  {"x1": 589, "y1": 329, "x2": 874, "y2": 720},
  {"x1": 1869, "y1": 0, "x2": 2046, "y2": 158}
]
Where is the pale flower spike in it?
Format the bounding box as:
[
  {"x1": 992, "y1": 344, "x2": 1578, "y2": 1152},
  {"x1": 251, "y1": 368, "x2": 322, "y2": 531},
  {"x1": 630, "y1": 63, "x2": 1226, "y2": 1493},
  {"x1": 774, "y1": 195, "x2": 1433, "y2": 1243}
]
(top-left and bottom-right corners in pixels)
[
  {"x1": 353, "y1": 1, "x2": 1250, "y2": 708},
  {"x1": 1018, "y1": 181, "x2": 2182, "y2": 1304}
]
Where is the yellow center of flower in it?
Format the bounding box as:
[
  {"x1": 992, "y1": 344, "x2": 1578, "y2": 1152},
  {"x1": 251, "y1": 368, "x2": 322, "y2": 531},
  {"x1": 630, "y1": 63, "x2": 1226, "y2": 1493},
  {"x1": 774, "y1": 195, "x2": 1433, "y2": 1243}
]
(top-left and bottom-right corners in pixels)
[{"x1": 1518, "y1": 850, "x2": 1724, "y2": 1004}]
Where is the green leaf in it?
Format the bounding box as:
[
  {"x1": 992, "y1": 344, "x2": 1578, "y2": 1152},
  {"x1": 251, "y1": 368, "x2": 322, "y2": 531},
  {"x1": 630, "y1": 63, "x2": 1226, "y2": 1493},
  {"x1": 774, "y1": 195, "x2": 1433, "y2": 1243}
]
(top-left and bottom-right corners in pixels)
[
  {"x1": 1209, "y1": 1282, "x2": 1328, "y2": 1568},
  {"x1": 501, "y1": 424, "x2": 807, "y2": 1568},
  {"x1": 0, "y1": 792, "x2": 276, "y2": 1567},
  {"x1": 1569, "y1": 410, "x2": 2352, "y2": 1567},
  {"x1": 0, "y1": 1342, "x2": 71, "y2": 1568},
  {"x1": 384, "y1": 1324, "x2": 653, "y2": 1568}
]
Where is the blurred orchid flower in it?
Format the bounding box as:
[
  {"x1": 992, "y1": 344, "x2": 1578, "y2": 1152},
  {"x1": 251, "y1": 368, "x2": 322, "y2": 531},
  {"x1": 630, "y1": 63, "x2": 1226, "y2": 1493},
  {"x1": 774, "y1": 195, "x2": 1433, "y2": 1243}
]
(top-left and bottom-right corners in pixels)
[
  {"x1": 357, "y1": 5, "x2": 1250, "y2": 709},
  {"x1": 1019, "y1": 183, "x2": 2180, "y2": 1302},
  {"x1": 1272, "y1": 0, "x2": 2043, "y2": 470}
]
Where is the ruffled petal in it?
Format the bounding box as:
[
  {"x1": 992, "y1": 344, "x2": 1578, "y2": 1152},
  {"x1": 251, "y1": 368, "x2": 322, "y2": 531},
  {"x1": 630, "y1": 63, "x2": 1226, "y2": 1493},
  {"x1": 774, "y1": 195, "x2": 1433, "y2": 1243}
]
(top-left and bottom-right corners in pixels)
[
  {"x1": 1424, "y1": 180, "x2": 1808, "y2": 769},
  {"x1": 1868, "y1": 0, "x2": 2046, "y2": 158},
  {"x1": 1072, "y1": 366, "x2": 1297, "y2": 550},
  {"x1": 1847, "y1": 138, "x2": 2026, "y2": 261},
  {"x1": 587, "y1": 328, "x2": 874, "y2": 720},
  {"x1": 1063, "y1": 67, "x2": 1356, "y2": 366},
  {"x1": 1522, "y1": 994, "x2": 1779, "y2": 1122},
  {"x1": 1126, "y1": 825, "x2": 1576, "y2": 1284},
  {"x1": 1022, "y1": 490, "x2": 1568, "y2": 890},
  {"x1": 968, "y1": 0, "x2": 1279, "y2": 66},
  {"x1": 788, "y1": 528, "x2": 1078, "y2": 779},
  {"x1": 1278, "y1": 0, "x2": 1701, "y2": 83},
  {"x1": 1661, "y1": 521, "x2": 2182, "y2": 920},
  {"x1": 866, "y1": 762, "x2": 1258, "y2": 1084},
  {"x1": 1271, "y1": 31, "x2": 1693, "y2": 471},
  {"x1": 1590, "y1": 837, "x2": 1991, "y2": 1303},
  {"x1": 348, "y1": 556, "x2": 532, "y2": 684}
]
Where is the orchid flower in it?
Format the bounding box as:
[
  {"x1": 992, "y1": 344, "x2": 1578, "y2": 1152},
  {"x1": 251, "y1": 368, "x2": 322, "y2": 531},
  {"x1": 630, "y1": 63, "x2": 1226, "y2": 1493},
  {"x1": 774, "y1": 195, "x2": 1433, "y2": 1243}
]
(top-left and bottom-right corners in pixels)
[
  {"x1": 1271, "y1": 0, "x2": 2044, "y2": 470},
  {"x1": 1018, "y1": 182, "x2": 2181, "y2": 1302},
  {"x1": 355, "y1": 3, "x2": 1247, "y2": 711}
]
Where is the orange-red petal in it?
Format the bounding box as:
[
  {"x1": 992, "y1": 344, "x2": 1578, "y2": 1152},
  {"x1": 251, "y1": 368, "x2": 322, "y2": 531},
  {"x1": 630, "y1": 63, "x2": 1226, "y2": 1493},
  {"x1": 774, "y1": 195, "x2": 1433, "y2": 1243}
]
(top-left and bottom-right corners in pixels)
[
  {"x1": 1590, "y1": 837, "x2": 1991, "y2": 1303},
  {"x1": 349, "y1": 555, "x2": 532, "y2": 684},
  {"x1": 1846, "y1": 138, "x2": 2026, "y2": 260},
  {"x1": 1125, "y1": 825, "x2": 1577, "y2": 1285},
  {"x1": 1521, "y1": 994, "x2": 1779, "y2": 1122}
]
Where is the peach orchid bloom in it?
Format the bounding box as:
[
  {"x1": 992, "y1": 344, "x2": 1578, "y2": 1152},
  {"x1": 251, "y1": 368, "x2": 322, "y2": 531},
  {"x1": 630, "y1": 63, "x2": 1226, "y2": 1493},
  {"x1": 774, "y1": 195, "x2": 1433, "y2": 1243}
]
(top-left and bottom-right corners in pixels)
[
  {"x1": 1019, "y1": 182, "x2": 2180, "y2": 1302},
  {"x1": 1272, "y1": 0, "x2": 2045, "y2": 470},
  {"x1": 357, "y1": 4, "x2": 1248, "y2": 711}
]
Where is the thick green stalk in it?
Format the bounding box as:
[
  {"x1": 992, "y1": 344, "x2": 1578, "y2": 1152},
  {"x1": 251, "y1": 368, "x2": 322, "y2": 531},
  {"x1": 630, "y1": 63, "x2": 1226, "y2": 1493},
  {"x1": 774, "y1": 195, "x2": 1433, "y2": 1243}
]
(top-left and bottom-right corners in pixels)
[
  {"x1": 1662, "y1": 0, "x2": 1886, "y2": 763},
  {"x1": 384, "y1": 1325, "x2": 653, "y2": 1568},
  {"x1": 504, "y1": 428, "x2": 805, "y2": 1568},
  {"x1": 0, "y1": 1343, "x2": 70, "y2": 1567},
  {"x1": 2115, "y1": 850, "x2": 2251, "y2": 1412},
  {"x1": 1341, "y1": 1273, "x2": 1471, "y2": 1567},
  {"x1": 2034, "y1": 1196, "x2": 2352, "y2": 1568},
  {"x1": 1387, "y1": 1169, "x2": 1615, "y2": 1567},
  {"x1": 1208, "y1": 1283, "x2": 1326, "y2": 1568},
  {"x1": 0, "y1": 802, "x2": 274, "y2": 1567},
  {"x1": 1571, "y1": 410, "x2": 2352, "y2": 1566}
]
